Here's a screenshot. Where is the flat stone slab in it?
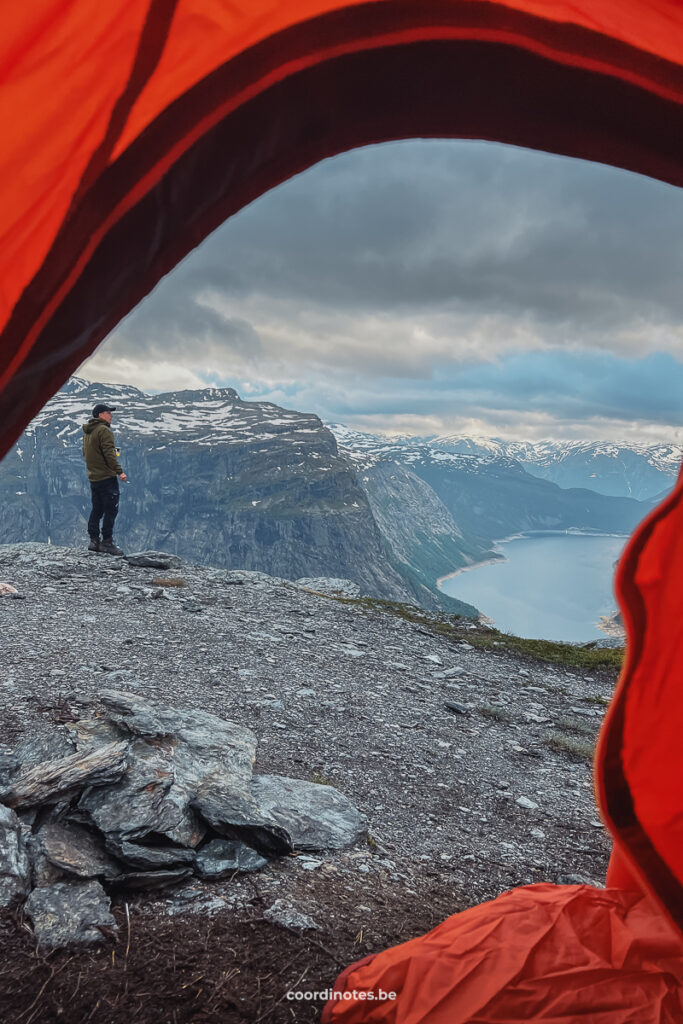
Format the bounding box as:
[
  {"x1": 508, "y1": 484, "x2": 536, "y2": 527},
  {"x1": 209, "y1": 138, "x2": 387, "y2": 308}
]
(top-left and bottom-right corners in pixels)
[
  {"x1": 0, "y1": 804, "x2": 31, "y2": 907},
  {"x1": 263, "y1": 898, "x2": 319, "y2": 932},
  {"x1": 113, "y1": 867, "x2": 194, "y2": 891},
  {"x1": 0, "y1": 741, "x2": 129, "y2": 809},
  {"x1": 195, "y1": 839, "x2": 268, "y2": 879},
  {"x1": 251, "y1": 775, "x2": 366, "y2": 851},
  {"x1": 12, "y1": 729, "x2": 76, "y2": 772},
  {"x1": 125, "y1": 551, "x2": 182, "y2": 569},
  {"x1": 106, "y1": 837, "x2": 196, "y2": 871},
  {"x1": 25, "y1": 879, "x2": 115, "y2": 949},
  {"x1": 37, "y1": 821, "x2": 121, "y2": 881}
]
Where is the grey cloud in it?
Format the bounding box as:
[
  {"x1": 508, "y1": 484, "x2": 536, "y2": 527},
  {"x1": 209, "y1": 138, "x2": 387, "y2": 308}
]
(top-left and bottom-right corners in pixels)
[
  {"x1": 114, "y1": 284, "x2": 262, "y2": 361},
  {"x1": 93, "y1": 139, "x2": 683, "y2": 440},
  {"x1": 110, "y1": 139, "x2": 683, "y2": 364},
  {"x1": 188, "y1": 142, "x2": 683, "y2": 323}
]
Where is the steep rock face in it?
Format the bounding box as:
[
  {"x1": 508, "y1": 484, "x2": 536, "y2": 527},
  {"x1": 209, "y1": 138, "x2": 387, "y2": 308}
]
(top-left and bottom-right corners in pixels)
[
  {"x1": 345, "y1": 458, "x2": 489, "y2": 617},
  {"x1": 0, "y1": 380, "x2": 412, "y2": 603},
  {"x1": 413, "y1": 457, "x2": 648, "y2": 539}
]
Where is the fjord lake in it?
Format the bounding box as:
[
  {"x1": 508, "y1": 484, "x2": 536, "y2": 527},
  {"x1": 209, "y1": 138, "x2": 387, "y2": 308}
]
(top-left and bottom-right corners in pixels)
[{"x1": 439, "y1": 532, "x2": 628, "y2": 642}]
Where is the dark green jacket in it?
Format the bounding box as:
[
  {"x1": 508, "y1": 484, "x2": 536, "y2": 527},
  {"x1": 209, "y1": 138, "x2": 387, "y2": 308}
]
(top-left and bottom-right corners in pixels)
[{"x1": 82, "y1": 418, "x2": 123, "y2": 482}]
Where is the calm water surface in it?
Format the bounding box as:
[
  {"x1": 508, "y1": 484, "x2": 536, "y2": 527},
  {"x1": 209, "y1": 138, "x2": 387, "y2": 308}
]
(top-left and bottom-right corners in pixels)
[{"x1": 440, "y1": 533, "x2": 628, "y2": 642}]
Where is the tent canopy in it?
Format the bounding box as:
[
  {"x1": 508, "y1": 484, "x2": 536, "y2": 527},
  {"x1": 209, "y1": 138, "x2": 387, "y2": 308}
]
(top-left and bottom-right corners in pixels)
[
  {"x1": 1, "y1": 0, "x2": 683, "y2": 940},
  {"x1": 3, "y1": 1, "x2": 683, "y2": 451}
]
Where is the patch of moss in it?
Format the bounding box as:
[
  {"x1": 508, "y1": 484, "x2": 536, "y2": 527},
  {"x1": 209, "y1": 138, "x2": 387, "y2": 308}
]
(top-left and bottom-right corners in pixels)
[
  {"x1": 555, "y1": 716, "x2": 596, "y2": 737},
  {"x1": 333, "y1": 596, "x2": 624, "y2": 672},
  {"x1": 310, "y1": 771, "x2": 332, "y2": 786},
  {"x1": 544, "y1": 734, "x2": 595, "y2": 761}
]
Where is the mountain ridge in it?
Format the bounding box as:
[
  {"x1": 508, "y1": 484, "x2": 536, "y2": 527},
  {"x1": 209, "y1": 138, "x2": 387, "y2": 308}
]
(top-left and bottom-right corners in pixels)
[{"x1": 327, "y1": 424, "x2": 681, "y2": 501}]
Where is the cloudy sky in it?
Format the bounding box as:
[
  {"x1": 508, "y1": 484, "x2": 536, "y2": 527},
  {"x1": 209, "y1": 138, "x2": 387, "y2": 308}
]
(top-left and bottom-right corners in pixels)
[{"x1": 81, "y1": 139, "x2": 683, "y2": 442}]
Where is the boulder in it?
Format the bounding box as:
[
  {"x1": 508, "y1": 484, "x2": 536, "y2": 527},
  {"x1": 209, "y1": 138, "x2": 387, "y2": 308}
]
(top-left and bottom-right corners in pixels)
[
  {"x1": 250, "y1": 775, "x2": 366, "y2": 851},
  {"x1": 0, "y1": 804, "x2": 31, "y2": 907},
  {"x1": 78, "y1": 736, "x2": 204, "y2": 849},
  {"x1": 74, "y1": 691, "x2": 259, "y2": 848},
  {"x1": 97, "y1": 691, "x2": 257, "y2": 786},
  {"x1": 125, "y1": 551, "x2": 182, "y2": 569},
  {"x1": 0, "y1": 746, "x2": 18, "y2": 789},
  {"x1": 192, "y1": 781, "x2": 292, "y2": 857},
  {"x1": 25, "y1": 879, "x2": 115, "y2": 948},
  {"x1": 195, "y1": 839, "x2": 268, "y2": 879}
]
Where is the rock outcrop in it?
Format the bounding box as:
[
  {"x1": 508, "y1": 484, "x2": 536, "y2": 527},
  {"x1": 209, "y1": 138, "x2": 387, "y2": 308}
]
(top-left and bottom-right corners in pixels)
[{"x1": 0, "y1": 686, "x2": 365, "y2": 948}]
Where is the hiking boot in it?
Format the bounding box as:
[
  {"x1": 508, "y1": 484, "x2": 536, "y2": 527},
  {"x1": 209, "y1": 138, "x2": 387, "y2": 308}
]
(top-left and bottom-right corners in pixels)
[
  {"x1": 87, "y1": 537, "x2": 100, "y2": 552},
  {"x1": 100, "y1": 538, "x2": 124, "y2": 556}
]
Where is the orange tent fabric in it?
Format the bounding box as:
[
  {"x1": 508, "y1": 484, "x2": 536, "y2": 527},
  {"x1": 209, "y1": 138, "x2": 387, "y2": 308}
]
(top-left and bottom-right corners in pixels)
[
  {"x1": 321, "y1": 884, "x2": 683, "y2": 1023},
  {"x1": 3, "y1": 1, "x2": 683, "y2": 452},
  {"x1": 1, "y1": 2, "x2": 683, "y2": 1019}
]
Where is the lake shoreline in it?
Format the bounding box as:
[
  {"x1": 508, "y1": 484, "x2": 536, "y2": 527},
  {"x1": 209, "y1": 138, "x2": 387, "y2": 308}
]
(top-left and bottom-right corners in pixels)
[
  {"x1": 437, "y1": 531, "x2": 630, "y2": 642},
  {"x1": 436, "y1": 528, "x2": 630, "y2": 591}
]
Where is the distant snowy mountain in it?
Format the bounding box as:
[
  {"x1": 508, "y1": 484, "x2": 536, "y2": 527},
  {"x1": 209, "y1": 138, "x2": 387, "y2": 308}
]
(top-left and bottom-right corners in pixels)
[
  {"x1": 28, "y1": 376, "x2": 322, "y2": 448},
  {"x1": 327, "y1": 426, "x2": 681, "y2": 501},
  {"x1": 428, "y1": 435, "x2": 682, "y2": 501},
  {"x1": 327, "y1": 424, "x2": 652, "y2": 542}
]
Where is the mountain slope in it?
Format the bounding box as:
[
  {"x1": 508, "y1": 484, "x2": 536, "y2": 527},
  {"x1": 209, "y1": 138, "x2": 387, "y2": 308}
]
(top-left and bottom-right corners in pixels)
[
  {"x1": 1, "y1": 379, "x2": 416, "y2": 603},
  {"x1": 330, "y1": 426, "x2": 651, "y2": 542},
  {"x1": 352, "y1": 460, "x2": 484, "y2": 618}
]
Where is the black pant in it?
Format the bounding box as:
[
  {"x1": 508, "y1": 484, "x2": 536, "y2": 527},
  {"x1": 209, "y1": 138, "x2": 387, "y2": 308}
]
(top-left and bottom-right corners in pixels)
[{"x1": 88, "y1": 477, "x2": 119, "y2": 540}]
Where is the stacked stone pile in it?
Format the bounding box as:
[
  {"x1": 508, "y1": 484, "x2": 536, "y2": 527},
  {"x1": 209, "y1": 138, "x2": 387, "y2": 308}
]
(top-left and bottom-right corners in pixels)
[{"x1": 0, "y1": 691, "x2": 365, "y2": 948}]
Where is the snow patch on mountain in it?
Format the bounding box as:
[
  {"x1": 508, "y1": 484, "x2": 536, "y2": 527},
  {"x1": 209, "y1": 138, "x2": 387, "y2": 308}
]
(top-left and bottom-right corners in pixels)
[{"x1": 327, "y1": 425, "x2": 682, "y2": 501}]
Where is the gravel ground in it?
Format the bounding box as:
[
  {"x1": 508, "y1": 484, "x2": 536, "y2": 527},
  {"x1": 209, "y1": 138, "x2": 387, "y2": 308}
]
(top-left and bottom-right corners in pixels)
[{"x1": 0, "y1": 543, "x2": 618, "y2": 1022}]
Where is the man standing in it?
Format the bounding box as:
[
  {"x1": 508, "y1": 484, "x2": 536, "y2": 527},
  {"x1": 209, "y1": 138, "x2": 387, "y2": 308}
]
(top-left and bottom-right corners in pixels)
[{"x1": 82, "y1": 403, "x2": 127, "y2": 554}]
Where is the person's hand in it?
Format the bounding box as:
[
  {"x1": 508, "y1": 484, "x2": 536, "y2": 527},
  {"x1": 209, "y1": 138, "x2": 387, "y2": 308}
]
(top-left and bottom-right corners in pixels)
[{"x1": 120, "y1": 472, "x2": 127, "y2": 482}]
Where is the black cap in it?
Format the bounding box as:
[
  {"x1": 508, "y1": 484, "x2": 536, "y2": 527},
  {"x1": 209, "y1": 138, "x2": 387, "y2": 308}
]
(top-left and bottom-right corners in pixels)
[{"x1": 92, "y1": 403, "x2": 117, "y2": 417}]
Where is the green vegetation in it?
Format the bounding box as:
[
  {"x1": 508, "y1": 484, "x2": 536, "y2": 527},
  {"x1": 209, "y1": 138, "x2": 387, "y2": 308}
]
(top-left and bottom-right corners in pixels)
[
  {"x1": 555, "y1": 716, "x2": 596, "y2": 736},
  {"x1": 310, "y1": 771, "x2": 332, "y2": 786},
  {"x1": 333, "y1": 596, "x2": 625, "y2": 672},
  {"x1": 582, "y1": 694, "x2": 611, "y2": 706},
  {"x1": 544, "y1": 734, "x2": 595, "y2": 761}
]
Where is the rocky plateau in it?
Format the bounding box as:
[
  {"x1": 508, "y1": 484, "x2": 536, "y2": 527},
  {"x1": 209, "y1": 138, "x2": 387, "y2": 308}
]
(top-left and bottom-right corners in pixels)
[{"x1": 0, "y1": 542, "x2": 618, "y2": 985}]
